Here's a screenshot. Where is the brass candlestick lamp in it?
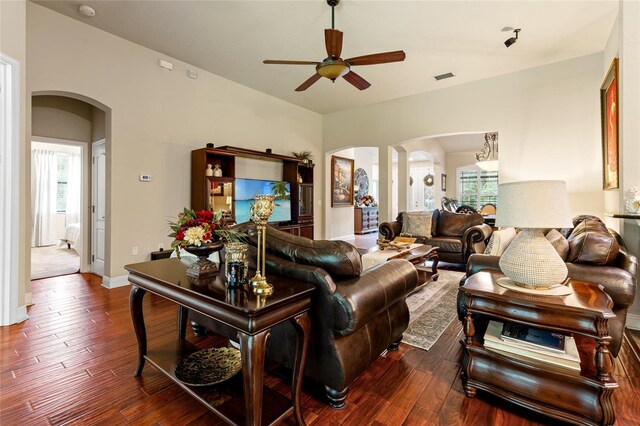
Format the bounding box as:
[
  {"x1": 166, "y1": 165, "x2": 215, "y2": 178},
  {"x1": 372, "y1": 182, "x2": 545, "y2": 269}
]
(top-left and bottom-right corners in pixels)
[{"x1": 249, "y1": 195, "x2": 276, "y2": 296}]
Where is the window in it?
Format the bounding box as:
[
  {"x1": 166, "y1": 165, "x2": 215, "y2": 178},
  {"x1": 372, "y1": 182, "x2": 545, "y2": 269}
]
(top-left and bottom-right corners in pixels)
[
  {"x1": 56, "y1": 154, "x2": 69, "y2": 213},
  {"x1": 458, "y1": 168, "x2": 498, "y2": 209}
]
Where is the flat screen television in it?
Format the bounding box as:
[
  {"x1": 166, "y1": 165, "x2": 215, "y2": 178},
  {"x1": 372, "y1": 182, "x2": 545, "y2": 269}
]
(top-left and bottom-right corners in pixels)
[{"x1": 234, "y1": 178, "x2": 291, "y2": 224}]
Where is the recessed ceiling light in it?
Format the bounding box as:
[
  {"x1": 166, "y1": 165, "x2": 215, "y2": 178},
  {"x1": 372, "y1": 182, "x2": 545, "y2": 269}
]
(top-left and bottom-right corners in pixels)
[
  {"x1": 434, "y1": 72, "x2": 455, "y2": 81},
  {"x1": 78, "y1": 4, "x2": 96, "y2": 18}
]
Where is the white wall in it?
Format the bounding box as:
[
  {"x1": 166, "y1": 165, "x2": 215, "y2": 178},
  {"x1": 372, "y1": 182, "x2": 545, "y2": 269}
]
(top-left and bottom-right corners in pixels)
[
  {"x1": 26, "y1": 3, "x2": 322, "y2": 281},
  {"x1": 324, "y1": 53, "x2": 605, "y2": 220}
]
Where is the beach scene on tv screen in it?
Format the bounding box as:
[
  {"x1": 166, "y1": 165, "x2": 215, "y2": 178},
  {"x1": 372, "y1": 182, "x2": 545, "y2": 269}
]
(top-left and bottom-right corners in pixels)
[{"x1": 235, "y1": 179, "x2": 291, "y2": 223}]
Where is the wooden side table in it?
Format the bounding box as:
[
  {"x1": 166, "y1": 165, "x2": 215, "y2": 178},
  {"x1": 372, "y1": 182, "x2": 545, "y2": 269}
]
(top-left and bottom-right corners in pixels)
[
  {"x1": 126, "y1": 258, "x2": 315, "y2": 426},
  {"x1": 458, "y1": 271, "x2": 618, "y2": 426}
]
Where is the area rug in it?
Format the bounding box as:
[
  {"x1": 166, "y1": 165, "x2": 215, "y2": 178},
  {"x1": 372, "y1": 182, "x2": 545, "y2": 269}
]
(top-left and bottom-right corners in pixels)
[
  {"x1": 31, "y1": 245, "x2": 80, "y2": 280},
  {"x1": 403, "y1": 269, "x2": 465, "y2": 351}
]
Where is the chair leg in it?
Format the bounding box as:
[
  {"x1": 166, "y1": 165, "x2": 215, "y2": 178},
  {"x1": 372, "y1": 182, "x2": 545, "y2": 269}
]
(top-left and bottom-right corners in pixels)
[
  {"x1": 325, "y1": 385, "x2": 349, "y2": 409},
  {"x1": 190, "y1": 321, "x2": 207, "y2": 337},
  {"x1": 388, "y1": 336, "x2": 402, "y2": 351}
]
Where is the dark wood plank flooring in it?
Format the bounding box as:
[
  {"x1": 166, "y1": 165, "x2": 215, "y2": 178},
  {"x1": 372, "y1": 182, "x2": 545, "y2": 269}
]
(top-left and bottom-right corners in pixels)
[{"x1": 1, "y1": 273, "x2": 639, "y2": 425}]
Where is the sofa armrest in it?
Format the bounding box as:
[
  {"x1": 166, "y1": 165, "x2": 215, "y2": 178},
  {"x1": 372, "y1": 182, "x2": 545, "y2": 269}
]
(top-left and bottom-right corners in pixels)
[
  {"x1": 462, "y1": 224, "x2": 493, "y2": 257},
  {"x1": 332, "y1": 259, "x2": 418, "y2": 336},
  {"x1": 379, "y1": 220, "x2": 402, "y2": 240},
  {"x1": 465, "y1": 253, "x2": 501, "y2": 278},
  {"x1": 566, "y1": 263, "x2": 637, "y2": 309}
]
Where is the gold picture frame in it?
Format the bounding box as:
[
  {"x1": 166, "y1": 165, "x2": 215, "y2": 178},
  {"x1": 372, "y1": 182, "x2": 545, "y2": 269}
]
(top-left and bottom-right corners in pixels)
[
  {"x1": 331, "y1": 156, "x2": 354, "y2": 207},
  {"x1": 600, "y1": 58, "x2": 619, "y2": 190}
]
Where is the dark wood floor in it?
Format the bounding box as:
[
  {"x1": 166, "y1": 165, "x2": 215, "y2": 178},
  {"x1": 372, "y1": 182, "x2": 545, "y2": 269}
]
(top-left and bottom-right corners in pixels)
[{"x1": 1, "y1": 273, "x2": 639, "y2": 425}]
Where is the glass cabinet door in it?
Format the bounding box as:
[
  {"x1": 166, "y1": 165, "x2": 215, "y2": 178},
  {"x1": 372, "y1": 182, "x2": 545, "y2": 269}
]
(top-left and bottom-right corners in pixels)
[{"x1": 299, "y1": 184, "x2": 313, "y2": 217}]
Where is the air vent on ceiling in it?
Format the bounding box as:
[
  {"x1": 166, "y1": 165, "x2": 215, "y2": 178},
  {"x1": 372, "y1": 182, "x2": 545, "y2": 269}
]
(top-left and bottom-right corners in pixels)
[{"x1": 434, "y1": 72, "x2": 455, "y2": 81}]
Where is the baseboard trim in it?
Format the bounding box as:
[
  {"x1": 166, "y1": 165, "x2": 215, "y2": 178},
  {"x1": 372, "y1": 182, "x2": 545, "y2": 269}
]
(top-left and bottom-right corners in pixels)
[
  {"x1": 101, "y1": 275, "x2": 129, "y2": 289},
  {"x1": 627, "y1": 313, "x2": 640, "y2": 331},
  {"x1": 25, "y1": 292, "x2": 34, "y2": 306},
  {"x1": 16, "y1": 305, "x2": 28, "y2": 323},
  {"x1": 331, "y1": 234, "x2": 355, "y2": 241}
]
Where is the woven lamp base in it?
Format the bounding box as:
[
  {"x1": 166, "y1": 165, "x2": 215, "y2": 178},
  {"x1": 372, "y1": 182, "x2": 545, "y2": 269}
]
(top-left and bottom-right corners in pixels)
[{"x1": 498, "y1": 228, "x2": 568, "y2": 289}]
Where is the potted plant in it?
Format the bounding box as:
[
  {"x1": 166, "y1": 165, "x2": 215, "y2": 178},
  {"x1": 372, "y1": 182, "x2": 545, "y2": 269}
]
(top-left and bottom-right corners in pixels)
[{"x1": 291, "y1": 149, "x2": 313, "y2": 165}]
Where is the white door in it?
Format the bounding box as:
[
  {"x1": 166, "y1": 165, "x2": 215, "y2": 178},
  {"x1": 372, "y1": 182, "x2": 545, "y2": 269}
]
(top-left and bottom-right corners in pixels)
[{"x1": 91, "y1": 140, "x2": 106, "y2": 276}]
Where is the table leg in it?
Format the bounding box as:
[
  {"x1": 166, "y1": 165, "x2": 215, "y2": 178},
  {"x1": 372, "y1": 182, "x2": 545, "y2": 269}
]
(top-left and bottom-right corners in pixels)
[
  {"x1": 595, "y1": 337, "x2": 614, "y2": 382},
  {"x1": 178, "y1": 306, "x2": 188, "y2": 340},
  {"x1": 430, "y1": 254, "x2": 439, "y2": 281},
  {"x1": 239, "y1": 329, "x2": 271, "y2": 426},
  {"x1": 464, "y1": 311, "x2": 475, "y2": 346},
  {"x1": 129, "y1": 285, "x2": 147, "y2": 376},
  {"x1": 291, "y1": 312, "x2": 311, "y2": 426}
]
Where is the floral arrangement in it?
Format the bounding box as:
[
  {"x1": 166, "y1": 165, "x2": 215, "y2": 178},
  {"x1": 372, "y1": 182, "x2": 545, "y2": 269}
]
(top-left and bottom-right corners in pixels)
[
  {"x1": 169, "y1": 208, "x2": 243, "y2": 258},
  {"x1": 357, "y1": 194, "x2": 378, "y2": 207}
]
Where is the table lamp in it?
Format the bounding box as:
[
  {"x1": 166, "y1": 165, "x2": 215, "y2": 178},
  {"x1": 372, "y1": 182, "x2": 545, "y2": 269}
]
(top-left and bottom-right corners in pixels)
[{"x1": 495, "y1": 180, "x2": 573, "y2": 293}]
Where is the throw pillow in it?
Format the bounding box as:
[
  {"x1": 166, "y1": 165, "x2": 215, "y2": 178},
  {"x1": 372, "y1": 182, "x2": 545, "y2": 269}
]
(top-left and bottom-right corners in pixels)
[
  {"x1": 436, "y1": 210, "x2": 484, "y2": 237},
  {"x1": 566, "y1": 219, "x2": 619, "y2": 265},
  {"x1": 401, "y1": 211, "x2": 433, "y2": 238},
  {"x1": 545, "y1": 229, "x2": 569, "y2": 261},
  {"x1": 484, "y1": 227, "x2": 516, "y2": 256}
]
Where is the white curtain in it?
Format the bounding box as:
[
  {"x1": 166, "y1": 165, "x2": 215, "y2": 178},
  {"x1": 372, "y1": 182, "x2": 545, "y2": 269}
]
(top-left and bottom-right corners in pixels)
[
  {"x1": 31, "y1": 148, "x2": 58, "y2": 247},
  {"x1": 65, "y1": 152, "x2": 81, "y2": 225}
]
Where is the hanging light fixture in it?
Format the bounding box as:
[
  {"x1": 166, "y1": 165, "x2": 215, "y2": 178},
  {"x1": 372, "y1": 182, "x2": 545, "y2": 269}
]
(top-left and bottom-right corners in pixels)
[{"x1": 475, "y1": 132, "x2": 499, "y2": 172}]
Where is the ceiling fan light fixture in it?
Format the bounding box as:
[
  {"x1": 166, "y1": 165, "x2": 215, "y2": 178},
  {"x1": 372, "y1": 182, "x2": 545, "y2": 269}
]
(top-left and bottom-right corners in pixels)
[{"x1": 316, "y1": 61, "x2": 350, "y2": 80}]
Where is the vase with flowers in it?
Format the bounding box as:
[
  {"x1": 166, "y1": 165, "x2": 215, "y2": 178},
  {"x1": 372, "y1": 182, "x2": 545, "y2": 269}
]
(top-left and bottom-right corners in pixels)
[{"x1": 169, "y1": 208, "x2": 244, "y2": 278}]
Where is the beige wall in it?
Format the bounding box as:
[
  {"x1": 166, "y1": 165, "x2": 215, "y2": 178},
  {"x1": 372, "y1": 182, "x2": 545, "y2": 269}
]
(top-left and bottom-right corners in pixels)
[
  {"x1": 1, "y1": 0, "x2": 28, "y2": 307},
  {"x1": 26, "y1": 3, "x2": 322, "y2": 281},
  {"x1": 32, "y1": 95, "x2": 92, "y2": 142},
  {"x1": 444, "y1": 151, "x2": 477, "y2": 199},
  {"x1": 324, "y1": 53, "x2": 605, "y2": 221}
]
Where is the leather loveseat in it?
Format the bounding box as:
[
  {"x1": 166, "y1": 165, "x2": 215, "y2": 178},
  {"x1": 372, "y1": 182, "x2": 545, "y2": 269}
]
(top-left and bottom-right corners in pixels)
[
  {"x1": 459, "y1": 215, "x2": 637, "y2": 357},
  {"x1": 189, "y1": 224, "x2": 419, "y2": 409},
  {"x1": 379, "y1": 209, "x2": 493, "y2": 264}
]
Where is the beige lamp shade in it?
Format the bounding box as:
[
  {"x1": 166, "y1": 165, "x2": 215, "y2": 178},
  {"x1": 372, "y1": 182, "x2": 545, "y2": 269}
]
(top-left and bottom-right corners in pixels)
[{"x1": 495, "y1": 180, "x2": 573, "y2": 228}]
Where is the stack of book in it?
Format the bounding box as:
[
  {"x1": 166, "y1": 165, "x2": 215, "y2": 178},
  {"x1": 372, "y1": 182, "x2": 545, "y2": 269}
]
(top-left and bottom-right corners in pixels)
[{"x1": 484, "y1": 320, "x2": 581, "y2": 372}]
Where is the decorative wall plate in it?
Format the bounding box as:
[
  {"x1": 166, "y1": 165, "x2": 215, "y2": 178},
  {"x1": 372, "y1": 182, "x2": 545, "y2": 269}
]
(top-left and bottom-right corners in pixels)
[
  {"x1": 354, "y1": 168, "x2": 369, "y2": 201},
  {"x1": 175, "y1": 347, "x2": 242, "y2": 386}
]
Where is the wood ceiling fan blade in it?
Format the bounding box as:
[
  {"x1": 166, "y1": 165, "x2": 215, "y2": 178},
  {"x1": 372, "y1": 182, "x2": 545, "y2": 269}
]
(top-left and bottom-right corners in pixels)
[
  {"x1": 325, "y1": 29, "x2": 343, "y2": 58},
  {"x1": 343, "y1": 71, "x2": 371, "y2": 90},
  {"x1": 263, "y1": 60, "x2": 321, "y2": 65},
  {"x1": 295, "y1": 73, "x2": 322, "y2": 91},
  {"x1": 345, "y1": 50, "x2": 406, "y2": 66}
]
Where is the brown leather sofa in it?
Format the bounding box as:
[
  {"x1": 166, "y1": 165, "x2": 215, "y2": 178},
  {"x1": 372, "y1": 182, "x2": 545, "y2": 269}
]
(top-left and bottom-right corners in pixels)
[
  {"x1": 458, "y1": 216, "x2": 637, "y2": 357},
  {"x1": 379, "y1": 210, "x2": 493, "y2": 264},
  {"x1": 189, "y1": 224, "x2": 419, "y2": 409}
]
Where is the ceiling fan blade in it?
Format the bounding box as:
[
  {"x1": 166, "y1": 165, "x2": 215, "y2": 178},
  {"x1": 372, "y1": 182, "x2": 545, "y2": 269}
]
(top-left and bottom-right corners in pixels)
[
  {"x1": 263, "y1": 60, "x2": 321, "y2": 65},
  {"x1": 325, "y1": 29, "x2": 343, "y2": 58},
  {"x1": 345, "y1": 50, "x2": 406, "y2": 66},
  {"x1": 295, "y1": 73, "x2": 322, "y2": 91},
  {"x1": 343, "y1": 71, "x2": 371, "y2": 90}
]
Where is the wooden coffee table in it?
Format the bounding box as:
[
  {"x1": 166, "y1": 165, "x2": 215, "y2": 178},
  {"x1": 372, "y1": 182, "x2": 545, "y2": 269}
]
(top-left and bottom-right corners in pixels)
[
  {"x1": 363, "y1": 244, "x2": 439, "y2": 291},
  {"x1": 458, "y1": 271, "x2": 618, "y2": 426}
]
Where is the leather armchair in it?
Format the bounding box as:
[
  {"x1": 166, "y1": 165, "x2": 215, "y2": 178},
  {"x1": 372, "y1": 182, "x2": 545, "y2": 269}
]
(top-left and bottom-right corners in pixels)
[
  {"x1": 459, "y1": 225, "x2": 637, "y2": 357},
  {"x1": 189, "y1": 224, "x2": 419, "y2": 409},
  {"x1": 379, "y1": 209, "x2": 492, "y2": 264}
]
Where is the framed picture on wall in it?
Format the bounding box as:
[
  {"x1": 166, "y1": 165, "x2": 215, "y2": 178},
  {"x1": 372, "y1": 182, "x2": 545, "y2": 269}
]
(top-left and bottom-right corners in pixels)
[
  {"x1": 331, "y1": 156, "x2": 354, "y2": 207},
  {"x1": 600, "y1": 58, "x2": 619, "y2": 190},
  {"x1": 441, "y1": 174, "x2": 447, "y2": 192}
]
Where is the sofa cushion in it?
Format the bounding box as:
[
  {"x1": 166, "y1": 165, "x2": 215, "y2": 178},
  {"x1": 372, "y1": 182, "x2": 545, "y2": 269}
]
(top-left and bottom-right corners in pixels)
[
  {"x1": 546, "y1": 229, "x2": 569, "y2": 261},
  {"x1": 262, "y1": 225, "x2": 363, "y2": 279},
  {"x1": 436, "y1": 210, "x2": 483, "y2": 237},
  {"x1": 401, "y1": 211, "x2": 432, "y2": 238},
  {"x1": 426, "y1": 236, "x2": 463, "y2": 253},
  {"x1": 484, "y1": 227, "x2": 516, "y2": 256},
  {"x1": 567, "y1": 219, "x2": 619, "y2": 265}
]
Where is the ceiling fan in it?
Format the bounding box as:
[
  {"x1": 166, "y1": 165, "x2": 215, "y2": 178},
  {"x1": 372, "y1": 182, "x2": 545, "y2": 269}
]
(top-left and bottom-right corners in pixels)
[{"x1": 263, "y1": 0, "x2": 406, "y2": 91}]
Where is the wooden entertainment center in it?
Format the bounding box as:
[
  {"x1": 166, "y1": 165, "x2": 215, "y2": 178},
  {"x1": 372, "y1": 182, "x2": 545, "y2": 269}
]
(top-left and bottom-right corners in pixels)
[{"x1": 191, "y1": 146, "x2": 314, "y2": 239}]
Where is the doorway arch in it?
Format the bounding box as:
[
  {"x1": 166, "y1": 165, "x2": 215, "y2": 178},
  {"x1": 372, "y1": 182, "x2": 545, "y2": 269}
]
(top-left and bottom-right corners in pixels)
[{"x1": 29, "y1": 91, "x2": 111, "y2": 287}]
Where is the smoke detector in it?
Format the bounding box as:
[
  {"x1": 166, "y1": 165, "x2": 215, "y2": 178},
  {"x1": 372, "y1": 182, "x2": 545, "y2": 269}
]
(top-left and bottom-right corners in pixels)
[{"x1": 78, "y1": 4, "x2": 96, "y2": 17}]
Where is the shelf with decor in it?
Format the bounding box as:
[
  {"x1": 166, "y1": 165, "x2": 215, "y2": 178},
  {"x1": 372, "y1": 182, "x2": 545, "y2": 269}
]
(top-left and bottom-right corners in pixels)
[{"x1": 191, "y1": 146, "x2": 314, "y2": 238}]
